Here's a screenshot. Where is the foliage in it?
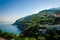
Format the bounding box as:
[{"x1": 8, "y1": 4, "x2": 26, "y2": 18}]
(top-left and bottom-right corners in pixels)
[
  {"x1": 0, "y1": 29, "x2": 2, "y2": 36},
  {"x1": 0, "y1": 29, "x2": 16, "y2": 40},
  {"x1": 14, "y1": 9, "x2": 60, "y2": 30},
  {"x1": 1, "y1": 9, "x2": 60, "y2": 40},
  {"x1": 37, "y1": 37, "x2": 46, "y2": 40}
]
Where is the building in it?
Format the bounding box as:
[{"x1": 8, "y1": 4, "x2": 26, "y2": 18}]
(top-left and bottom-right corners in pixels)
[{"x1": 53, "y1": 11, "x2": 60, "y2": 24}]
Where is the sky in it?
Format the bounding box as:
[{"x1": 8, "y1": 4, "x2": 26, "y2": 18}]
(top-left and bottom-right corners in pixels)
[{"x1": 0, "y1": 0, "x2": 60, "y2": 23}]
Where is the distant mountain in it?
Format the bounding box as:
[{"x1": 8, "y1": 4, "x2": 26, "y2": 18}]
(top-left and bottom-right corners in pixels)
[
  {"x1": 14, "y1": 7, "x2": 60, "y2": 30},
  {"x1": 49, "y1": 7, "x2": 60, "y2": 10}
]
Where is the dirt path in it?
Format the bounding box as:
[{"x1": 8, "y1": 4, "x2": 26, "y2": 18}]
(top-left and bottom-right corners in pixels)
[{"x1": 0, "y1": 37, "x2": 6, "y2": 40}]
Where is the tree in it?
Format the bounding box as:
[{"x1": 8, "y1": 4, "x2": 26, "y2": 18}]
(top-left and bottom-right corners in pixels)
[
  {"x1": 8, "y1": 33, "x2": 15, "y2": 39},
  {"x1": 29, "y1": 38, "x2": 36, "y2": 40},
  {"x1": 53, "y1": 34, "x2": 60, "y2": 40},
  {"x1": 2, "y1": 32, "x2": 9, "y2": 38},
  {"x1": 15, "y1": 36, "x2": 22, "y2": 40},
  {"x1": 0, "y1": 29, "x2": 2, "y2": 36},
  {"x1": 37, "y1": 37, "x2": 46, "y2": 40},
  {"x1": 23, "y1": 37, "x2": 29, "y2": 40}
]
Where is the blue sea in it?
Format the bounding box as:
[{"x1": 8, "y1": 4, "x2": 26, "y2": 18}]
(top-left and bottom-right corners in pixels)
[{"x1": 0, "y1": 23, "x2": 21, "y2": 35}]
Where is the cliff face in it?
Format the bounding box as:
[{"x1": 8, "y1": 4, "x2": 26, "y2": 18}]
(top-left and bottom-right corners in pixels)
[{"x1": 14, "y1": 8, "x2": 60, "y2": 31}]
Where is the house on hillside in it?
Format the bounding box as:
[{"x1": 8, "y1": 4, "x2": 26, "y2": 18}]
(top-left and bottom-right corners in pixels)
[
  {"x1": 53, "y1": 13, "x2": 60, "y2": 17},
  {"x1": 52, "y1": 12, "x2": 60, "y2": 24}
]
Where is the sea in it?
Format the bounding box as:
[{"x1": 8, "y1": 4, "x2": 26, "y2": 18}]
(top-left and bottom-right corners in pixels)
[{"x1": 0, "y1": 23, "x2": 21, "y2": 35}]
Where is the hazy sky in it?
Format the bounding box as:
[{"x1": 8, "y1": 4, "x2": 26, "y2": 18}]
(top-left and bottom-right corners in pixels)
[{"x1": 0, "y1": 0, "x2": 60, "y2": 23}]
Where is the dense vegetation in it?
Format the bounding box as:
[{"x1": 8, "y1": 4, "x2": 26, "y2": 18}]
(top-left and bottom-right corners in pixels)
[
  {"x1": 0, "y1": 8, "x2": 60, "y2": 40},
  {"x1": 14, "y1": 9, "x2": 60, "y2": 30},
  {"x1": 19, "y1": 25, "x2": 60, "y2": 40},
  {"x1": 13, "y1": 8, "x2": 60, "y2": 40},
  {"x1": 0, "y1": 29, "x2": 17, "y2": 40},
  {"x1": 0, "y1": 26, "x2": 60, "y2": 40}
]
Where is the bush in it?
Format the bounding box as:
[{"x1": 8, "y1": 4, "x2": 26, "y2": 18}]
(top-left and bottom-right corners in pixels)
[
  {"x1": 37, "y1": 37, "x2": 46, "y2": 40},
  {"x1": 29, "y1": 38, "x2": 36, "y2": 40},
  {"x1": 23, "y1": 37, "x2": 29, "y2": 40},
  {"x1": 2, "y1": 32, "x2": 9, "y2": 38},
  {"x1": 0, "y1": 29, "x2": 2, "y2": 36},
  {"x1": 53, "y1": 34, "x2": 60, "y2": 40},
  {"x1": 8, "y1": 33, "x2": 16, "y2": 39},
  {"x1": 15, "y1": 36, "x2": 22, "y2": 40},
  {"x1": 23, "y1": 37, "x2": 36, "y2": 40}
]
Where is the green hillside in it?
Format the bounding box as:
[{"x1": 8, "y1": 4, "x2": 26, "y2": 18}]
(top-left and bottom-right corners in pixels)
[{"x1": 14, "y1": 8, "x2": 60, "y2": 31}]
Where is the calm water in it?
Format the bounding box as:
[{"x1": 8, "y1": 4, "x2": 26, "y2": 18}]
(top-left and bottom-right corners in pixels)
[{"x1": 0, "y1": 23, "x2": 21, "y2": 34}]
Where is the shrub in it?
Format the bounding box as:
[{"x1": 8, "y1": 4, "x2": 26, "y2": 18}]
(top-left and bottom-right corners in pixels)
[{"x1": 37, "y1": 37, "x2": 46, "y2": 40}]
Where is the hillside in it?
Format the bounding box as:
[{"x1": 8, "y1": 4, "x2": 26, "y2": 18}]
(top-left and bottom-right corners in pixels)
[{"x1": 14, "y1": 8, "x2": 60, "y2": 31}]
